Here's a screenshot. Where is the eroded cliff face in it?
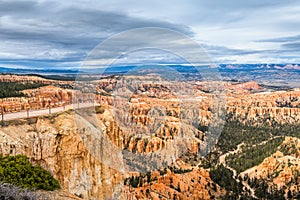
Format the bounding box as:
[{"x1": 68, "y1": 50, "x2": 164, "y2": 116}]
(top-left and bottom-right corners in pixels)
[
  {"x1": 122, "y1": 167, "x2": 225, "y2": 200},
  {"x1": 0, "y1": 104, "x2": 220, "y2": 199},
  {"x1": 0, "y1": 111, "x2": 124, "y2": 199},
  {"x1": 226, "y1": 89, "x2": 300, "y2": 124}
]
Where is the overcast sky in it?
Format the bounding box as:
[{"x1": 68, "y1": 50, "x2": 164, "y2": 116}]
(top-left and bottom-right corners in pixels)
[{"x1": 1, "y1": 0, "x2": 300, "y2": 69}]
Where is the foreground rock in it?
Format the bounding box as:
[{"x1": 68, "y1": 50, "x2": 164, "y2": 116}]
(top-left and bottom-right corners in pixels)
[{"x1": 0, "y1": 111, "x2": 124, "y2": 199}]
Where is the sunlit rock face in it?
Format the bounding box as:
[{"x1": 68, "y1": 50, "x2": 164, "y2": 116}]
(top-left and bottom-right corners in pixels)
[
  {"x1": 226, "y1": 89, "x2": 300, "y2": 124},
  {"x1": 0, "y1": 112, "x2": 124, "y2": 199},
  {"x1": 122, "y1": 167, "x2": 225, "y2": 200}
]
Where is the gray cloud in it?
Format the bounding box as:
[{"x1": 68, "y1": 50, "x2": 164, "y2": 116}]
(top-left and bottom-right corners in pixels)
[
  {"x1": 257, "y1": 35, "x2": 300, "y2": 43},
  {"x1": 0, "y1": 0, "x2": 300, "y2": 67},
  {"x1": 254, "y1": 35, "x2": 300, "y2": 60},
  {"x1": 0, "y1": 0, "x2": 192, "y2": 67},
  {"x1": 282, "y1": 42, "x2": 300, "y2": 50},
  {"x1": 0, "y1": 0, "x2": 39, "y2": 13},
  {"x1": 201, "y1": 44, "x2": 261, "y2": 56}
]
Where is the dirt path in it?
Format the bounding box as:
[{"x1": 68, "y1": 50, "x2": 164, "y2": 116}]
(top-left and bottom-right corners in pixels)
[
  {"x1": 218, "y1": 135, "x2": 284, "y2": 199},
  {"x1": 219, "y1": 143, "x2": 257, "y2": 198}
]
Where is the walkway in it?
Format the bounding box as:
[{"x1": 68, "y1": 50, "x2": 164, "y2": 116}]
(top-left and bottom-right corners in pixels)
[{"x1": 1, "y1": 102, "x2": 98, "y2": 121}]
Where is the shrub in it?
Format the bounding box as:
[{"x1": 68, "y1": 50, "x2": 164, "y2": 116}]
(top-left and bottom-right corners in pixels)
[{"x1": 0, "y1": 155, "x2": 60, "y2": 191}]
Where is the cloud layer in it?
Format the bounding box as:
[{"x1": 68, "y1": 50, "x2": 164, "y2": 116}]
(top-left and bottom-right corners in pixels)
[{"x1": 0, "y1": 0, "x2": 300, "y2": 68}]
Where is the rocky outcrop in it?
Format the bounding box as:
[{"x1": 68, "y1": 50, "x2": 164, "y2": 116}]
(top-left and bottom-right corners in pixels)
[
  {"x1": 0, "y1": 112, "x2": 124, "y2": 199},
  {"x1": 122, "y1": 167, "x2": 225, "y2": 200},
  {"x1": 0, "y1": 108, "x2": 217, "y2": 199},
  {"x1": 0, "y1": 85, "x2": 94, "y2": 113},
  {"x1": 0, "y1": 74, "x2": 71, "y2": 85}
]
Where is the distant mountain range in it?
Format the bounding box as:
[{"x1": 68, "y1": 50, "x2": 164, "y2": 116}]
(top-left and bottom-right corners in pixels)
[
  {"x1": 0, "y1": 67, "x2": 79, "y2": 75},
  {"x1": 220, "y1": 64, "x2": 300, "y2": 70},
  {"x1": 0, "y1": 64, "x2": 299, "y2": 87},
  {"x1": 0, "y1": 64, "x2": 299, "y2": 75}
]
